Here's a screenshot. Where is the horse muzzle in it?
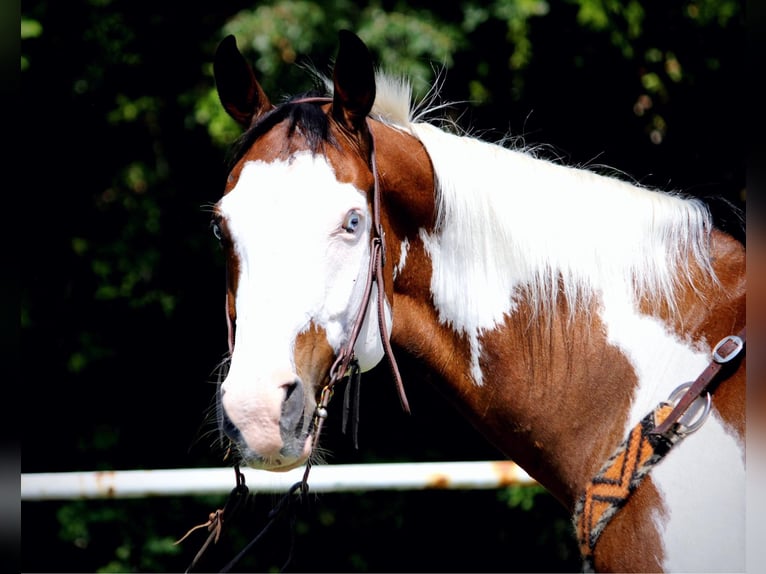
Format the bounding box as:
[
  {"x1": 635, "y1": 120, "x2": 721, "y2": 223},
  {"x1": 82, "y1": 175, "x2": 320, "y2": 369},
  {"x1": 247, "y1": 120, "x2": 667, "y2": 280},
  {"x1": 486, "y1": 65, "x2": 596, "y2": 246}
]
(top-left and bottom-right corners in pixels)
[{"x1": 218, "y1": 371, "x2": 314, "y2": 471}]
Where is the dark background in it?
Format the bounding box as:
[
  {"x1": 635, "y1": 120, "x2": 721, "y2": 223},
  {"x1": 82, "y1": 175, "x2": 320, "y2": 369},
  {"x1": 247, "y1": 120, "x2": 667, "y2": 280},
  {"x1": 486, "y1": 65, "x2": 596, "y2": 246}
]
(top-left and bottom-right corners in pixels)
[{"x1": 19, "y1": 1, "x2": 748, "y2": 572}]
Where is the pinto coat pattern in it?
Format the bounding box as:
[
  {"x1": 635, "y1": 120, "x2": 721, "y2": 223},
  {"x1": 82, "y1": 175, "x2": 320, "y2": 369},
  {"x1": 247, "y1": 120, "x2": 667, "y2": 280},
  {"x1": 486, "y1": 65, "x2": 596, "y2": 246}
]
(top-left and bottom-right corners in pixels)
[{"x1": 210, "y1": 30, "x2": 746, "y2": 572}]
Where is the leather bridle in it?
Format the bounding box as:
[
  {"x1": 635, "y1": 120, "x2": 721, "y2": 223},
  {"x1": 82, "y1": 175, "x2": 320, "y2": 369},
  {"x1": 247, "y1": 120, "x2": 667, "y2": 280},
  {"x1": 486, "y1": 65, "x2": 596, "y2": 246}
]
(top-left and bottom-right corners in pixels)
[
  {"x1": 224, "y1": 97, "x2": 410, "y2": 457},
  {"x1": 183, "y1": 101, "x2": 411, "y2": 573}
]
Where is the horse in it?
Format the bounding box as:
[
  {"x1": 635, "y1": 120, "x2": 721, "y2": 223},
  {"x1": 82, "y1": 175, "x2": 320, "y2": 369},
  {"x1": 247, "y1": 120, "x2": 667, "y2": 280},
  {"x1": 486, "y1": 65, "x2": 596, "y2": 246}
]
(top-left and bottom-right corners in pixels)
[{"x1": 209, "y1": 30, "x2": 746, "y2": 572}]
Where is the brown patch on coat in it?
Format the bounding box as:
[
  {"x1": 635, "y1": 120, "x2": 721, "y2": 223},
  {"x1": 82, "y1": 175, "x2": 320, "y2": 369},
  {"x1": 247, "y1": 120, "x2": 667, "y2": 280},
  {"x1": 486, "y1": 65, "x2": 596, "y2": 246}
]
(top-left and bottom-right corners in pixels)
[{"x1": 591, "y1": 478, "x2": 666, "y2": 573}]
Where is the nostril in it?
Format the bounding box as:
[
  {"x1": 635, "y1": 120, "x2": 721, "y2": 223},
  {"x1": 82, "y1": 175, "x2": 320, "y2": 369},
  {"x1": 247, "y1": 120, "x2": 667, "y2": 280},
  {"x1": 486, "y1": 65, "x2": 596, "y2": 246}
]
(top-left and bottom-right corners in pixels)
[
  {"x1": 284, "y1": 380, "x2": 298, "y2": 402},
  {"x1": 280, "y1": 379, "x2": 306, "y2": 437}
]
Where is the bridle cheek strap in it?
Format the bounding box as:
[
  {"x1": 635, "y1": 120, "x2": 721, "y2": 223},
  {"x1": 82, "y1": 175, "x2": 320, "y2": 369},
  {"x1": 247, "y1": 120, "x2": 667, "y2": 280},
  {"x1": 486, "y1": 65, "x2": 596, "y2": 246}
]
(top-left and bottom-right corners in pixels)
[
  {"x1": 320, "y1": 123, "x2": 409, "y2": 410},
  {"x1": 369, "y1": 129, "x2": 409, "y2": 413},
  {"x1": 309, "y1": 117, "x2": 409, "y2": 452}
]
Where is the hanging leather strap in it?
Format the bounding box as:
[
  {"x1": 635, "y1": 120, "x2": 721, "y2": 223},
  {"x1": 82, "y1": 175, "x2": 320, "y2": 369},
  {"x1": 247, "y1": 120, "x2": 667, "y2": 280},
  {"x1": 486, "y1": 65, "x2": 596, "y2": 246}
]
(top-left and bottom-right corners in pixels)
[{"x1": 650, "y1": 326, "x2": 745, "y2": 436}]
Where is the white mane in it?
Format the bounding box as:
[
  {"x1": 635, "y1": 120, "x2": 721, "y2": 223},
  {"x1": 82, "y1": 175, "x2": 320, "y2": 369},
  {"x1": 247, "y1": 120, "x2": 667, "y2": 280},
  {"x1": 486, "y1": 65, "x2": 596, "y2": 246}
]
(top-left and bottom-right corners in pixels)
[
  {"x1": 370, "y1": 71, "x2": 415, "y2": 127},
  {"x1": 369, "y1": 72, "x2": 715, "y2": 323}
]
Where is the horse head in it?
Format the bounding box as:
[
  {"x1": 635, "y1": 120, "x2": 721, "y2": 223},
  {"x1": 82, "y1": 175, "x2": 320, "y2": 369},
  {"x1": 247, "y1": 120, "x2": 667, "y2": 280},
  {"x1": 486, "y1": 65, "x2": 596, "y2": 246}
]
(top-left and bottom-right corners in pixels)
[{"x1": 211, "y1": 31, "x2": 429, "y2": 471}]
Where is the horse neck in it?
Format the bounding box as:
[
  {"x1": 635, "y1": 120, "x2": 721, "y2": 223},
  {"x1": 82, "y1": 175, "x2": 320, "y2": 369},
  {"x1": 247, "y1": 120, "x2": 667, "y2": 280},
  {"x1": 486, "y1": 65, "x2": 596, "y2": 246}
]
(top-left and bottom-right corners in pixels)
[
  {"x1": 390, "y1": 290, "x2": 636, "y2": 508},
  {"x1": 379, "y1": 121, "x2": 746, "y2": 510}
]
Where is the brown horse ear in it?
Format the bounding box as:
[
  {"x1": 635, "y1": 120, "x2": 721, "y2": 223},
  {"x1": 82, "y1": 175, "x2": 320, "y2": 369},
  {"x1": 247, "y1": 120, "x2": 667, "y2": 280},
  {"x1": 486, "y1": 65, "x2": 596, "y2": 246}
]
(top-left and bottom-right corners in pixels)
[
  {"x1": 332, "y1": 30, "x2": 376, "y2": 133},
  {"x1": 214, "y1": 35, "x2": 273, "y2": 128}
]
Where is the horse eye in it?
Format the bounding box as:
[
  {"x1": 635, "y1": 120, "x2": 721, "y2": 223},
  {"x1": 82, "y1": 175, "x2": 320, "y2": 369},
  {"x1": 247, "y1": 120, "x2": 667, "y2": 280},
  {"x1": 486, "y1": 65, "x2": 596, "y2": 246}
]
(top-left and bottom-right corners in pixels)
[
  {"x1": 342, "y1": 210, "x2": 362, "y2": 234},
  {"x1": 210, "y1": 219, "x2": 223, "y2": 241}
]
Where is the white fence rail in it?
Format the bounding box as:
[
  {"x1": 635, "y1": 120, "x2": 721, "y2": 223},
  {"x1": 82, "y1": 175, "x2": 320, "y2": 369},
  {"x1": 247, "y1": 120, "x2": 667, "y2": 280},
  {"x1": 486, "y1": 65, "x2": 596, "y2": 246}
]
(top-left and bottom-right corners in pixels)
[{"x1": 21, "y1": 460, "x2": 536, "y2": 501}]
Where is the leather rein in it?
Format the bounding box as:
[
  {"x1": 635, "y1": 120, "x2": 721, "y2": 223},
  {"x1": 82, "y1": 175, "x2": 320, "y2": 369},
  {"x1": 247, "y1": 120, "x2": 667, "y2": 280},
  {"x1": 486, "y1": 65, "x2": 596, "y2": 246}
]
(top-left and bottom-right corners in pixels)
[{"x1": 180, "y1": 99, "x2": 409, "y2": 572}]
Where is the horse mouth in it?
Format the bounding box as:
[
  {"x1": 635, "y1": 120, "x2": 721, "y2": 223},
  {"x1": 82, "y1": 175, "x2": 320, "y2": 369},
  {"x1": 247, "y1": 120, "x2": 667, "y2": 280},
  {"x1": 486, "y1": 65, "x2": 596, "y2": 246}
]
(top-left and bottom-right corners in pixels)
[{"x1": 218, "y1": 399, "x2": 314, "y2": 471}]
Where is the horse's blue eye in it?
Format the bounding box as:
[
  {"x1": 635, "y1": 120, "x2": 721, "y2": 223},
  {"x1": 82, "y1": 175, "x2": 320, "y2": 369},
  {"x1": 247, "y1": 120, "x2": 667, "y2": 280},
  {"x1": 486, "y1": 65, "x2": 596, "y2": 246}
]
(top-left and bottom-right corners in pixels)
[
  {"x1": 211, "y1": 220, "x2": 223, "y2": 241},
  {"x1": 342, "y1": 210, "x2": 361, "y2": 233}
]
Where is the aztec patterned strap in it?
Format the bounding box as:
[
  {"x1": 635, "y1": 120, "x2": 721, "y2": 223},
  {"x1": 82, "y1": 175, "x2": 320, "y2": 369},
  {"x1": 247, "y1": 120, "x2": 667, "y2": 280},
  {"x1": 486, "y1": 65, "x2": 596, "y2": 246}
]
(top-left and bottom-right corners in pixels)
[
  {"x1": 573, "y1": 329, "x2": 745, "y2": 571},
  {"x1": 573, "y1": 402, "x2": 683, "y2": 572}
]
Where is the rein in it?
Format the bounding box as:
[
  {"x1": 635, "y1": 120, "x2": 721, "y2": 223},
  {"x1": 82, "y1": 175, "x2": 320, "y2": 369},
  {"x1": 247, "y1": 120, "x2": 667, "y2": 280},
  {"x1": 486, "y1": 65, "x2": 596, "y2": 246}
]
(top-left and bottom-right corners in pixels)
[
  {"x1": 180, "y1": 100, "x2": 409, "y2": 572},
  {"x1": 574, "y1": 327, "x2": 746, "y2": 572}
]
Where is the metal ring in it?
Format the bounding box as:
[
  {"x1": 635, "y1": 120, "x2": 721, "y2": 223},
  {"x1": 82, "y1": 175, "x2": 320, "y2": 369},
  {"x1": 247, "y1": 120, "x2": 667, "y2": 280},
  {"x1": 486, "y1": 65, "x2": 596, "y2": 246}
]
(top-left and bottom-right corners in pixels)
[
  {"x1": 713, "y1": 335, "x2": 744, "y2": 363},
  {"x1": 667, "y1": 382, "x2": 712, "y2": 435}
]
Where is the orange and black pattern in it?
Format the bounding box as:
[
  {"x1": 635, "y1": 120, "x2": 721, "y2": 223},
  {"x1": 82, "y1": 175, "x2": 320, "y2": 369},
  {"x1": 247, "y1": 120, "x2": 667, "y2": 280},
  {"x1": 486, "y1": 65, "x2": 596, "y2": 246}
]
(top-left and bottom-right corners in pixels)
[{"x1": 573, "y1": 402, "x2": 682, "y2": 572}]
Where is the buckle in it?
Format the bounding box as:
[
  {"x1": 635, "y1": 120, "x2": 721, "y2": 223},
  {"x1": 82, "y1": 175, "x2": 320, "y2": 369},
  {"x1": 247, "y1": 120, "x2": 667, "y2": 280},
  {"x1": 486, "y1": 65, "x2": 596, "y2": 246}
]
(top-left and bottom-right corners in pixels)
[{"x1": 713, "y1": 335, "x2": 744, "y2": 364}]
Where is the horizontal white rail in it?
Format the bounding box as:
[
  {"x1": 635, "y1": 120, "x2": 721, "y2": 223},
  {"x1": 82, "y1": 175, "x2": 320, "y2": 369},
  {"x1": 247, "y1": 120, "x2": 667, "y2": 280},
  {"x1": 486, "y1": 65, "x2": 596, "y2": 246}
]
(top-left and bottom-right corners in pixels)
[{"x1": 21, "y1": 460, "x2": 536, "y2": 501}]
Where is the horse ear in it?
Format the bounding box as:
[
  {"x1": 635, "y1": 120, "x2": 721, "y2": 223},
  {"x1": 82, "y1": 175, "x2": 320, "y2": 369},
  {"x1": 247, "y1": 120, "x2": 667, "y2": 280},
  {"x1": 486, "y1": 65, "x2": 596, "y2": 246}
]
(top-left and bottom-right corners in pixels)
[
  {"x1": 332, "y1": 30, "x2": 376, "y2": 133},
  {"x1": 214, "y1": 35, "x2": 273, "y2": 128}
]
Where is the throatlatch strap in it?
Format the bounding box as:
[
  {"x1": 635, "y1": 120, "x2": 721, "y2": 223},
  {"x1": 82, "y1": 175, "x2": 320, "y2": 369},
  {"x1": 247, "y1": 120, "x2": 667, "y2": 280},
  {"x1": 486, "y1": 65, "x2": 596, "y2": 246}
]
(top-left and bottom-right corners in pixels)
[{"x1": 573, "y1": 403, "x2": 681, "y2": 572}]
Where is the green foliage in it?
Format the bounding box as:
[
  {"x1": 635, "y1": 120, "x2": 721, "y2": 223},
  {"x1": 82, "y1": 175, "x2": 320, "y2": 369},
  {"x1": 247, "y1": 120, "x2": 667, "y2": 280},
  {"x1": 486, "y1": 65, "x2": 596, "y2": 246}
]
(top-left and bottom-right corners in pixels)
[
  {"x1": 191, "y1": 86, "x2": 240, "y2": 149},
  {"x1": 356, "y1": 7, "x2": 464, "y2": 93},
  {"x1": 685, "y1": 0, "x2": 740, "y2": 26},
  {"x1": 500, "y1": 483, "x2": 547, "y2": 511},
  {"x1": 20, "y1": 18, "x2": 42, "y2": 70},
  {"x1": 565, "y1": 0, "x2": 742, "y2": 144},
  {"x1": 464, "y1": 0, "x2": 550, "y2": 70},
  {"x1": 222, "y1": 1, "x2": 349, "y2": 91},
  {"x1": 217, "y1": 1, "x2": 464, "y2": 99},
  {"x1": 56, "y1": 500, "x2": 183, "y2": 573}
]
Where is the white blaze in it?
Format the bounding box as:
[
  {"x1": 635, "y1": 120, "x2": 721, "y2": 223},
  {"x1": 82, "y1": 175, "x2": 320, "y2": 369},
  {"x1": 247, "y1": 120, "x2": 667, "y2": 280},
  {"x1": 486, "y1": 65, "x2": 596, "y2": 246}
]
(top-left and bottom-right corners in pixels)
[{"x1": 219, "y1": 151, "x2": 388, "y2": 400}]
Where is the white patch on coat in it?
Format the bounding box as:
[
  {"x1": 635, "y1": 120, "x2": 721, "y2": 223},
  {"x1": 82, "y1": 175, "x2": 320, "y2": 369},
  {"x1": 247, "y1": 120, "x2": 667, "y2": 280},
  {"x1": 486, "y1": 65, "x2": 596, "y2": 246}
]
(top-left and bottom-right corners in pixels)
[
  {"x1": 651, "y1": 416, "x2": 745, "y2": 572},
  {"x1": 413, "y1": 121, "x2": 711, "y2": 386},
  {"x1": 218, "y1": 152, "x2": 389, "y2": 453},
  {"x1": 394, "y1": 237, "x2": 410, "y2": 280}
]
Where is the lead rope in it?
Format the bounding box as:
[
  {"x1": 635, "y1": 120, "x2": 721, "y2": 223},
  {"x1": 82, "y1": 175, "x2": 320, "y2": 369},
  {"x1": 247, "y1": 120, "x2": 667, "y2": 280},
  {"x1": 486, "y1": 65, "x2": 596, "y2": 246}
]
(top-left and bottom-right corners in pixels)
[
  {"x1": 178, "y1": 110, "x2": 409, "y2": 572},
  {"x1": 217, "y1": 477, "x2": 307, "y2": 573},
  {"x1": 214, "y1": 350, "x2": 354, "y2": 574},
  {"x1": 178, "y1": 357, "x2": 354, "y2": 574},
  {"x1": 176, "y1": 465, "x2": 249, "y2": 573}
]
